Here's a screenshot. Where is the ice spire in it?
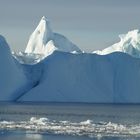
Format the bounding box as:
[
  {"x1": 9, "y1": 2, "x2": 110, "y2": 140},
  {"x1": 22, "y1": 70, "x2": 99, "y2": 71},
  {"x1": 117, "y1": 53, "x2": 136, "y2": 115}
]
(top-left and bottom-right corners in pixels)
[{"x1": 25, "y1": 16, "x2": 53, "y2": 54}]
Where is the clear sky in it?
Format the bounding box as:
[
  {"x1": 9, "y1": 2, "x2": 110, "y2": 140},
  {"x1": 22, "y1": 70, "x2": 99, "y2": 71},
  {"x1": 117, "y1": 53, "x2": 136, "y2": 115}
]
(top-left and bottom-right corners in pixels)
[{"x1": 0, "y1": 0, "x2": 140, "y2": 52}]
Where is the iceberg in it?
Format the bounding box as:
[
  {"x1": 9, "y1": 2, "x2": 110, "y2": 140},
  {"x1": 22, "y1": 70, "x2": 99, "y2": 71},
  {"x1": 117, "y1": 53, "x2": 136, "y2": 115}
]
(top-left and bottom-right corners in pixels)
[{"x1": 1, "y1": 16, "x2": 140, "y2": 103}]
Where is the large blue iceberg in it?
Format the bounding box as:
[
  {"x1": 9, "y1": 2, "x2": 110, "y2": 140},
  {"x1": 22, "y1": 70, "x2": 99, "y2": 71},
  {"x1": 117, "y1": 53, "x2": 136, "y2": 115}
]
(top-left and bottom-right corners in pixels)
[{"x1": 1, "y1": 17, "x2": 140, "y2": 103}]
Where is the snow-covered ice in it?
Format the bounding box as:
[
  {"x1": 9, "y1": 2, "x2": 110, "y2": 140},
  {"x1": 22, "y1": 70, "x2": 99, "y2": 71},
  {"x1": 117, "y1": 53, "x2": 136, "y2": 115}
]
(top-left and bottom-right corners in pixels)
[
  {"x1": 93, "y1": 30, "x2": 140, "y2": 58},
  {"x1": 14, "y1": 16, "x2": 81, "y2": 64},
  {"x1": 24, "y1": 16, "x2": 81, "y2": 59}
]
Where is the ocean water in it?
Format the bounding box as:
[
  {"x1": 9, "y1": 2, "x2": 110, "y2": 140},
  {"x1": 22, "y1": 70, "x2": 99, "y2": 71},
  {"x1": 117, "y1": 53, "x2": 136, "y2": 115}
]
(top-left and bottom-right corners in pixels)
[{"x1": 0, "y1": 103, "x2": 140, "y2": 140}]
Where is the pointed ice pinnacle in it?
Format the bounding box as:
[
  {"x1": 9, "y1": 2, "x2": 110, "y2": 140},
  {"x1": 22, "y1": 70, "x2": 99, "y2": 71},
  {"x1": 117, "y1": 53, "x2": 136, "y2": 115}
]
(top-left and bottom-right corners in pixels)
[
  {"x1": 25, "y1": 16, "x2": 53, "y2": 54},
  {"x1": 25, "y1": 16, "x2": 81, "y2": 57},
  {"x1": 0, "y1": 35, "x2": 6, "y2": 43}
]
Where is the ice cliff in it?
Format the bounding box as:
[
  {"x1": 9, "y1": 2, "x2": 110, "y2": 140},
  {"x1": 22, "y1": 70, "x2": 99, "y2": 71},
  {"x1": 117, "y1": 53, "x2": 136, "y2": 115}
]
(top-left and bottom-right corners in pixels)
[
  {"x1": 18, "y1": 51, "x2": 140, "y2": 103},
  {"x1": 0, "y1": 35, "x2": 31, "y2": 100}
]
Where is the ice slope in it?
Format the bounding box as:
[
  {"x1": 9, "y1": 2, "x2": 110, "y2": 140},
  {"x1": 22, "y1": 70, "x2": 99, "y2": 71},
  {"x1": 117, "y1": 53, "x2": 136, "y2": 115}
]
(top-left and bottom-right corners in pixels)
[
  {"x1": 0, "y1": 35, "x2": 31, "y2": 101},
  {"x1": 19, "y1": 51, "x2": 140, "y2": 103},
  {"x1": 93, "y1": 30, "x2": 140, "y2": 58},
  {"x1": 25, "y1": 16, "x2": 81, "y2": 57}
]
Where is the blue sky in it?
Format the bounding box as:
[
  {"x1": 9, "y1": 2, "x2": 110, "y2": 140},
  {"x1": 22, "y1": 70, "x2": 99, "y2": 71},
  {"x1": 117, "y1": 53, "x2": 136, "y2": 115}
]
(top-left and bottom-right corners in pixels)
[{"x1": 0, "y1": 0, "x2": 140, "y2": 52}]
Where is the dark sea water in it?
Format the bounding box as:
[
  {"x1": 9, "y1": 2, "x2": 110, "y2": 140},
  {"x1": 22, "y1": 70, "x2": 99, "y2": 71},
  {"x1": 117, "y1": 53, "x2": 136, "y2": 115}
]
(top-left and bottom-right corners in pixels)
[{"x1": 0, "y1": 102, "x2": 140, "y2": 140}]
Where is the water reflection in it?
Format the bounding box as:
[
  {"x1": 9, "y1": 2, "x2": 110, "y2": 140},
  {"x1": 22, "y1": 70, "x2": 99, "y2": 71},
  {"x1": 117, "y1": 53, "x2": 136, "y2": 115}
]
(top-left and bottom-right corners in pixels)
[{"x1": 26, "y1": 131, "x2": 42, "y2": 139}]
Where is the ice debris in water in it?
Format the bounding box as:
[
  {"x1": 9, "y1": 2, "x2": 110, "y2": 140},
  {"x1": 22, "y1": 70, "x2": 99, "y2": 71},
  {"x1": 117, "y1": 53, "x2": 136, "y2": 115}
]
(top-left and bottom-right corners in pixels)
[{"x1": 0, "y1": 117, "x2": 139, "y2": 138}]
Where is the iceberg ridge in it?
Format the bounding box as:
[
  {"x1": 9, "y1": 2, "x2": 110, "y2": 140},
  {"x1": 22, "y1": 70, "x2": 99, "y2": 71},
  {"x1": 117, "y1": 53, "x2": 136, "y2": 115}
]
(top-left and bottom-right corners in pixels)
[{"x1": 93, "y1": 30, "x2": 140, "y2": 58}]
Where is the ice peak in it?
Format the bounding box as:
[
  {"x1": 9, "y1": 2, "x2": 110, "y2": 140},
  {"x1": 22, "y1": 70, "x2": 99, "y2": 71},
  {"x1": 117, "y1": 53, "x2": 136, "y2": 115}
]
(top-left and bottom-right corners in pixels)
[
  {"x1": 37, "y1": 16, "x2": 52, "y2": 43},
  {"x1": 25, "y1": 17, "x2": 81, "y2": 57},
  {"x1": 25, "y1": 17, "x2": 53, "y2": 54}
]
